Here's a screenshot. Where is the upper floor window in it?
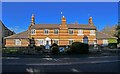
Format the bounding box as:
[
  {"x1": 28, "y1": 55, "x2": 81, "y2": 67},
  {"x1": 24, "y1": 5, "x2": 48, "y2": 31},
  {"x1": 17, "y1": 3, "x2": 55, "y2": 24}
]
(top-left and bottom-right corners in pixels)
[
  {"x1": 15, "y1": 39, "x2": 21, "y2": 46},
  {"x1": 90, "y1": 30, "x2": 95, "y2": 35},
  {"x1": 44, "y1": 29, "x2": 49, "y2": 35},
  {"x1": 31, "y1": 29, "x2": 36, "y2": 35},
  {"x1": 78, "y1": 30, "x2": 83, "y2": 35},
  {"x1": 69, "y1": 29, "x2": 74, "y2": 34},
  {"x1": 54, "y1": 29, "x2": 59, "y2": 34}
]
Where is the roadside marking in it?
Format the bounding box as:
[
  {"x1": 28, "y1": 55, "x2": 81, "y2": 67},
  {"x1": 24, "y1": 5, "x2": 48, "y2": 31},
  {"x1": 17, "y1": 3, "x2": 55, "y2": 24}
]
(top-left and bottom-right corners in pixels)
[
  {"x1": 3, "y1": 57, "x2": 20, "y2": 59},
  {"x1": 71, "y1": 68, "x2": 79, "y2": 72},
  {"x1": 88, "y1": 56, "x2": 118, "y2": 58},
  {"x1": 90, "y1": 60, "x2": 120, "y2": 64}
]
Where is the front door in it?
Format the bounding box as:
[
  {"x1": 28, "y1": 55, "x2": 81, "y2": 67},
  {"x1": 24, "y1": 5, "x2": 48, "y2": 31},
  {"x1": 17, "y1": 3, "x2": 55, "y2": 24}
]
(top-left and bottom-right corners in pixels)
[{"x1": 44, "y1": 37, "x2": 51, "y2": 45}]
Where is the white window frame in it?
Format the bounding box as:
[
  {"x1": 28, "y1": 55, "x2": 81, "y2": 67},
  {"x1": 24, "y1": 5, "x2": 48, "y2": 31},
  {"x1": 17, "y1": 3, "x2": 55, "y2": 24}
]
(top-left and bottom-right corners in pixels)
[
  {"x1": 68, "y1": 39, "x2": 74, "y2": 45},
  {"x1": 103, "y1": 39, "x2": 108, "y2": 45},
  {"x1": 54, "y1": 29, "x2": 59, "y2": 34},
  {"x1": 37, "y1": 39, "x2": 44, "y2": 45},
  {"x1": 44, "y1": 29, "x2": 49, "y2": 35},
  {"x1": 78, "y1": 30, "x2": 84, "y2": 35},
  {"x1": 53, "y1": 39, "x2": 59, "y2": 45},
  {"x1": 69, "y1": 29, "x2": 74, "y2": 35},
  {"x1": 31, "y1": 29, "x2": 36, "y2": 35},
  {"x1": 15, "y1": 39, "x2": 21, "y2": 46},
  {"x1": 90, "y1": 30, "x2": 95, "y2": 35}
]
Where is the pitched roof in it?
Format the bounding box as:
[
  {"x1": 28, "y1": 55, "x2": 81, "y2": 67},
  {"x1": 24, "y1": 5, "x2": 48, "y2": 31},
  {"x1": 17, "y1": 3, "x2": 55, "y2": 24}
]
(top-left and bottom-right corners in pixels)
[
  {"x1": 67, "y1": 24, "x2": 96, "y2": 29},
  {"x1": 31, "y1": 24, "x2": 96, "y2": 29},
  {"x1": 4, "y1": 31, "x2": 28, "y2": 39},
  {"x1": 31, "y1": 24, "x2": 60, "y2": 29},
  {"x1": 96, "y1": 31, "x2": 117, "y2": 39}
]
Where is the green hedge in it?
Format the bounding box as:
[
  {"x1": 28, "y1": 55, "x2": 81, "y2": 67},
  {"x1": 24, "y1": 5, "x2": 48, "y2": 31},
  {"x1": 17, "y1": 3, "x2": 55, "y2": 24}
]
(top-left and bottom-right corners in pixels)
[
  {"x1": 70, "y1": 42, "x2": 89, "y2": 54},
  {"x1": 108, "y1": 38, "x2": 117, "y2": 43}
]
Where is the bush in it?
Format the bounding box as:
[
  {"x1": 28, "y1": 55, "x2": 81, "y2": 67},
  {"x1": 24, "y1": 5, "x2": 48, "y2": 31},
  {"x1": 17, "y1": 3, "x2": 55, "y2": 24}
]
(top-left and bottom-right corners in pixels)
[
  {"x1": 70, "y1": 42, "x2": 89, "y2": 54},
  {"x1": 35, "y1": 45, "x2": 45, "y2": 51},
  {"x1": 51, "y1": 43, "x2": 58, "y2": 48},
  {"x1": 51, "y1": 46, "x2": 59, "y2": 55},
  {"x1": 2, "y1": 48, "x2": 19, "y2": 54},
  {"x1": 108, "y1": 43, "x2": 117, "y2": 49}
]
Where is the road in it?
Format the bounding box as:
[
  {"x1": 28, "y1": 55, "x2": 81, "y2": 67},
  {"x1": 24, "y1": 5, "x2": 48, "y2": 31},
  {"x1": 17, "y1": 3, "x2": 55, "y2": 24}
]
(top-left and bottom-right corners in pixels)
[{"x1": 2, "y1": 55, "x2": 120, "y2": 74}]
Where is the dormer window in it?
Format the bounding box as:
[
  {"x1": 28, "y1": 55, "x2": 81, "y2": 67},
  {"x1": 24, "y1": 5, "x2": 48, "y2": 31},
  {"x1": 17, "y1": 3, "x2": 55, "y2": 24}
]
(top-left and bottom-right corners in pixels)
[{"x1": 31, "y1": 29, "x2": 36, "y2": 35}]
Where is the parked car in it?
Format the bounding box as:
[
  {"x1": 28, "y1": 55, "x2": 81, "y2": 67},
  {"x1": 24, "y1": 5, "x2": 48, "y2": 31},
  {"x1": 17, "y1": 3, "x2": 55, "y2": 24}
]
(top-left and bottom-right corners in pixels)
[{"x1": 59, "y1": 47, "x2": 64, "y2": 52}]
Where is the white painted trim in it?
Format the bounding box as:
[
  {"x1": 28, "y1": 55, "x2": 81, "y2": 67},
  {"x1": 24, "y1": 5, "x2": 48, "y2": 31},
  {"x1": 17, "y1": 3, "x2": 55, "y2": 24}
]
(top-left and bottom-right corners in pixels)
[
  {"x1": 90, "y1": 33, "x2": 96, "y2": 35},
  {"x1": 44, "y1": 29, "x2": 49, "y2": 35},
  {"x1": 68, "y1": 39, "x2": 74, "y2": 40},
  {"x1": 78, "y1": 30, "x2": 83, "y2": 35},
  {"x1": 52, "y1": 39, "x2": 59, "y2": 45},
  {"x1": 77, "y1": 34, "x2": 84, "y2": 35},
  {"x1": 31, "y1": 29, "x2": 36, "y2": 35},
  {"x1": 90, "y1": 30, "x2": 95, "y2": 35},
  {"x1": 54, "y1": 29, "x2": 59, "y2": 35},
  {"x1": 14, "y1": 39, "x2": 21, "y2": 46},
  {"x1": 68, "y1": 29, "x2": 74, "y2": 35},
  {"x1": 36, "y1": 39, "x2": 44, "y2": 46}
]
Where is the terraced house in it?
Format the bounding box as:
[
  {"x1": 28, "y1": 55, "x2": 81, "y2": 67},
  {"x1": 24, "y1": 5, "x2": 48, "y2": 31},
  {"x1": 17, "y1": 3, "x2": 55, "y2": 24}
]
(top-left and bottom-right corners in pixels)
[{"x1": 4, "y1": 14, "x2": 116, "y2": 47}]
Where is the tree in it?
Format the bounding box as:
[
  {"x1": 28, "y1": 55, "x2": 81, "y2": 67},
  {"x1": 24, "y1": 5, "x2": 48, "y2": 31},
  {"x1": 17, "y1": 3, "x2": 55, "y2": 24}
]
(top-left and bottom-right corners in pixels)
[
  {"x1": 101, "y1": 25, "x2": 116, "y2": 36},
  {"x1": 115, "y1": 25, "x2": 120, "y2": 44}
]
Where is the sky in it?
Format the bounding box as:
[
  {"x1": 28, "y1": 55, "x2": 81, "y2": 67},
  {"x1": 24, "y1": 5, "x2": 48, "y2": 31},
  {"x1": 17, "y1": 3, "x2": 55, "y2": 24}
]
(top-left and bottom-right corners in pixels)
[{"x1": 1, "y1": 2, "x2": 118, "y2": 33}]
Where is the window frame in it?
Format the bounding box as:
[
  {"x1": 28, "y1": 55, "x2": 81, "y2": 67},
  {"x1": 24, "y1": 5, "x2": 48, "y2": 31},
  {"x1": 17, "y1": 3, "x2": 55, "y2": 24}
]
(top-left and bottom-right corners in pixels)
[
  {"x1": 69, "y1": 39, "x2": 74, "y2": 45},
  {"x1": 15, "y1": 39, "x2": 21, "y2": 46},
  {"x1": 31, "y1": 29, "x2": 36, "y2": 35},
  {"x1": 53, "y1": 39, "x2": 59, "y2": 45},
  {"x1": 78, "y1": 29, "x2": 84, "y2": 35},
  {"x1": 38, "y1": 39, "x2": 44, "y2": 45},
  {"x1": 69, "y1": 29, "x2": 74, "y2": 35},
  {"x1": 90, "y1": 30, "x2": 95, "y2": 35},
  {"x1": 44, "y1": 29, "x2": 49, "y2": 35},
  {"x1": 54, "y1": 29, "x2": 59, "y2": 35}
]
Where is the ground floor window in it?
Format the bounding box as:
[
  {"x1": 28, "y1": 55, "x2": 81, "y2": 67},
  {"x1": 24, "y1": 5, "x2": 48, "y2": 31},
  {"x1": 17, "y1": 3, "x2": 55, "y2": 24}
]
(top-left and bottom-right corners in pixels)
[
  {"x1": 103, "y1": 39, "x2": 108, "y2": 45},
  {"x1": 15, "y1": 39, "x2": 21, "y2": 45},
  {"x1": 38, "y1": 40, "x2": 44, "y2": 45},
  {"x1": 54, "y1": 40, "x2": 58, "y2": 44},
  {"x1": 69, "y1": 40, "x2": 73, "y2": 45}
]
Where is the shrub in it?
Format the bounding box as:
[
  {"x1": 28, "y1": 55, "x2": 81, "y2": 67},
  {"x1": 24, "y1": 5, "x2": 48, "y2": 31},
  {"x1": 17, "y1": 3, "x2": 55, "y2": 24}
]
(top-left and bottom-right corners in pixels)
[
  {"x1": 51, "y1": 43, "x2": 58, "y2": 48},
  {"x1": 108, "y1": 43, "x2": 117, "y2": 49},
  {"x1": 35, "y1": 45, "x2": 45, "y2": 51},
  {"x1": 66, "y1": 48, "x2": 72, "y2": 54},
  {"x1": 70, "y1": 42, "x2": 89, "y2": 54},
  {"x1": 51, "y1": 46, "x2": 59, "y2": 55},
  {"x1": 2, "y1": 48, "x2": 19, "y2": 54}
]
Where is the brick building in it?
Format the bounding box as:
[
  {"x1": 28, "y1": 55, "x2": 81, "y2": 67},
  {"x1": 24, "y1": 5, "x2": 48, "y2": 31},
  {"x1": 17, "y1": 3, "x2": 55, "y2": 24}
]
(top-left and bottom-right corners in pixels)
[{"x1": 4, "y1": 14, "x2": 116, "y2": 47}]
